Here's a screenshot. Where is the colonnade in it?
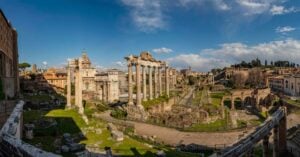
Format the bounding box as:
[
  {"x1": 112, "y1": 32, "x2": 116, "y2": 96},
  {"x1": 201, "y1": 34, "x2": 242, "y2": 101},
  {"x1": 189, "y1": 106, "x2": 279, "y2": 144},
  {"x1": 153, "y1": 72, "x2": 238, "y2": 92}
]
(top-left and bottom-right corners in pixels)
[{"x1": 127, "y1": 62, "x2": 170, "y2": 107}]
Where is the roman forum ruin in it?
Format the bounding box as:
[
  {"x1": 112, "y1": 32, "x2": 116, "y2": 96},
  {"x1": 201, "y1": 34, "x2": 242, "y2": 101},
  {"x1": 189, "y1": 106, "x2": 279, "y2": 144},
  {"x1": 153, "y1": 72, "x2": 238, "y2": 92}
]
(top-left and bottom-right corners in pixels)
[
  {"x1": 125, "y1": 52, "x2": 172, "y2": 119},
  {"x1": 66, "y1": 52, "x2": 119, "y2": 114}
]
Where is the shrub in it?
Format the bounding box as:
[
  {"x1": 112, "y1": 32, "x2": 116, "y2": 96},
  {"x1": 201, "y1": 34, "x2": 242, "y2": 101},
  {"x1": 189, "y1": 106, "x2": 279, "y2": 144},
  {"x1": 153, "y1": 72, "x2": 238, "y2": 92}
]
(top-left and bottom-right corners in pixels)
[{"x1": 111, "y1": 109, "x2": 127, "y2": 119}]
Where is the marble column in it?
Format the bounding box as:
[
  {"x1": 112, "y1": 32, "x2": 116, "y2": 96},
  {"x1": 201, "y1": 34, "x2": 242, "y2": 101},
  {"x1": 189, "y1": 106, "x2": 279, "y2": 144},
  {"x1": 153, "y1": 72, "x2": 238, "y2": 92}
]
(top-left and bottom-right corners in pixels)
[
  {"x1": 128, "y1": 63, "x2": 133, "y2": 105},
  {"x1": 231, "y1": 98, "x2": 235, "y2": 110},
  {"x1": 142, "y1": 66, "x2": 147, "y2": 101},
  {"x1": 107, "y1": 81, "x2": 112, "y2": 102},
  {"x1": 75, "y1": 70, "x2": 79, "y2": 108},
  {"x1": 165, "y1": 66, "x2": 169, "y2": 97},
  {"x1": 66, "y1": 63, "x2": 71, "y2": 109},
  {"x1": 263, "y1": 135, "x2": 269, "y2": 157},
  {"x1": 273, "y1": 125, "x2": 279, "y2": 157},
  {"x1": 136, "y1": 63, "x2": 142, "y2": 106},
  {"x1": 154, "y1": 66, "x2": 158, "y2": 98},
  {"x1": 149, "y1": 66, "x2": 153, "y2": 100},
  {"x1": 103, "y1": 83, "x2": 107, "y2": 102},
  {"x1": 158, "y1": 67, "x2": 162, "y2": 96},
  {"x1": 78, "y1": 69, "x2": 84, "y2": 114}
]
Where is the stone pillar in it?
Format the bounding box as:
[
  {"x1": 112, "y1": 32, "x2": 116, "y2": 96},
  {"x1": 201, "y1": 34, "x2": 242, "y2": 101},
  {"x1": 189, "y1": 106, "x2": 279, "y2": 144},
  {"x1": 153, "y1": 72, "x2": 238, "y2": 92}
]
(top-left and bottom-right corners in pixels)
[
  {"x1": 66, "y1": 63, "x2": 72, "y2": 109},
  {"x1": 263, "y1": 135, "x2": 269, "y2": 157},
  {"x1": 159, "y1": 67, "x2": 162, "y2": 96},
  {"x1": 75, "y1": 70, "x2": 79, "y2": 108},
  {"x1": 78, "y1": 69, "x2": 84, "y2": 114},
  {"x1": 221, "y1": 100, "x2": 225, "y2": 118},
  {"x1": 142, "y1": 66, "x2": 147, "y2": 101},
  {"x1": 103, "y1": 83, "x2": 107, "y2": 102},
  {"x1": 149, "y1": 66, "x2": 153, "y2": 100},
  {"x1": 136, "y1": 63, "x2": 142, "y2": 107},
  {"x1": 278, "y1": 110, "x2": 287, "y2": 155},
  {"x1": 128, "y1": 63, "x2": 133, "y2": 105},
  {"x1": 273, "y1": 125, "x2": 279, "y2": 157},
  {"x1": 154, "y1": 66, "x2": 158, "y2": 98},
  {"x1": 165, "y1": 66, "x2": 169, "y2": 97},
  {"x1": 231, "y1": 98, "x2": 235, "y2": 110},
  {"x1": 107, "y1": 81, "x2": 109, "y2": 102}
]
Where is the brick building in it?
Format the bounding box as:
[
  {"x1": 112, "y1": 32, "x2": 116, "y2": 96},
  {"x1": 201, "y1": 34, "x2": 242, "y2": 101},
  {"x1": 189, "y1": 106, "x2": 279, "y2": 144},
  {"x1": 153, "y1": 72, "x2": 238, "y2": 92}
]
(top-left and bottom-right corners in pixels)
[{"x1": 0, "y1": 9, "x2": 19, "y2": 99}]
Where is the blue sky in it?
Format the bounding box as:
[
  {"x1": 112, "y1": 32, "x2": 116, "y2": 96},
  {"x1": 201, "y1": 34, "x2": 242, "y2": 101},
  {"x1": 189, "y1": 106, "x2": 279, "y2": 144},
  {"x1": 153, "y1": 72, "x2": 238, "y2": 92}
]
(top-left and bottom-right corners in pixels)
[{"x1": 1, "y1": 0, "x2": 300, "y2": 71}]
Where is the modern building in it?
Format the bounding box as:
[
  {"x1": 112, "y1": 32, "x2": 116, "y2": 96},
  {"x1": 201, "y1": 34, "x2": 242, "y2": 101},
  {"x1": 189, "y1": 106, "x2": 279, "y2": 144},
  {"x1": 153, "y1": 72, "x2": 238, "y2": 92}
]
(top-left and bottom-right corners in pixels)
[{"x1": 0, "y1": 9, "x2": 19, "y2": 99}]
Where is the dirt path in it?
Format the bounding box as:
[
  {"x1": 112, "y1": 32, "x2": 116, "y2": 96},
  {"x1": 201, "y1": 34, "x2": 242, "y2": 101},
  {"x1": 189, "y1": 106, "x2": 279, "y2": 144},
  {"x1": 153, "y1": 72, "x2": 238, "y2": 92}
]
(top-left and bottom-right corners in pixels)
[{"x1": 96, "y1": 111, "x2": 253, "y2": 148}]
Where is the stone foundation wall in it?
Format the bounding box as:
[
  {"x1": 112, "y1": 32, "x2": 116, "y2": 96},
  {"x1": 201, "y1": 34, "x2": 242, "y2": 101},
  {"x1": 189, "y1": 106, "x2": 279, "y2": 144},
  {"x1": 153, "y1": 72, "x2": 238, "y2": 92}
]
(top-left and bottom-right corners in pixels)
[
  {"x1": 0, "y1": 100, "x2": 16, "y2": 128},
  {"x1": 148, "y1": 97, "x2": 176, "y2": 114},
  {"x1": 0, "y1": 101, "x2": 60, "y2": 157}
]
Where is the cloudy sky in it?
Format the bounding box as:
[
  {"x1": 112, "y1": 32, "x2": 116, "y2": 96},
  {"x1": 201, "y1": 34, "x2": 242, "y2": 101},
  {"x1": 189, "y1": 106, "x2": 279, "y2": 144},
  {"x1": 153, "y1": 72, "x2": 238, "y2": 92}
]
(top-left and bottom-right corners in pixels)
[{"x1": 1, "y1": 0, "x2": 300, "y2": 71}]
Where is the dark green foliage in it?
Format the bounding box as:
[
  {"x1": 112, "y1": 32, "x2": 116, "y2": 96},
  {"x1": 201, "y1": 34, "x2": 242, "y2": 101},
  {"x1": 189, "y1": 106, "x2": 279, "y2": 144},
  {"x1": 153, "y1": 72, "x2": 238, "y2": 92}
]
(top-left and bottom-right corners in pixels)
[
  {"x1": 111, "y1": 108, "x2": 127, "y2": 119},
  {"x1": 19, "y1": 62, "x2": 31, "y2": 71}
]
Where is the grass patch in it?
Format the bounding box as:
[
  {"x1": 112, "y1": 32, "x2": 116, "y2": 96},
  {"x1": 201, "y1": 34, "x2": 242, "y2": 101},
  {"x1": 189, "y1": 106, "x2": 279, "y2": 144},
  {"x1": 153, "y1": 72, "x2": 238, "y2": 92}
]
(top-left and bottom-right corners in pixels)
[
  {"x1": 210, "y1": 92, "x2": 225, "y2": 107},
  {"x1": 142, "y1": 95, "x2": 169, "y2": 110},
  {"x1": 184, "y1": 119, "x2": 228, "y2": 132}
]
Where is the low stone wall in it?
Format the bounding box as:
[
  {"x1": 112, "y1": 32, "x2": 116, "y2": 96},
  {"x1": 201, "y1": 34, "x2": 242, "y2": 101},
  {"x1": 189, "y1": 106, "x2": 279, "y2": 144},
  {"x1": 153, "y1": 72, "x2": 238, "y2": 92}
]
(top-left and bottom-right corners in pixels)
[
  {"x1": 148, "y1": 97, "x2": 176, "y2": 114},
  {"x1": 0, "y1": 101, "x2": 60, "y2": 157},
  {"x1": 0, "y1": 100, "x2": 16, "y2": 128}
]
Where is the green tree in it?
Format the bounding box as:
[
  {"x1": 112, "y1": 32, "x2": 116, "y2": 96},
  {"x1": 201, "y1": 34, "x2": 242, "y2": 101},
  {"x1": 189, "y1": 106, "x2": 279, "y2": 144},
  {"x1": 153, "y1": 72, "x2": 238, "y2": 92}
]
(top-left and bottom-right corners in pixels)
[{"x1": 19, "y1": 62, "x2": 31, "y2": 72}]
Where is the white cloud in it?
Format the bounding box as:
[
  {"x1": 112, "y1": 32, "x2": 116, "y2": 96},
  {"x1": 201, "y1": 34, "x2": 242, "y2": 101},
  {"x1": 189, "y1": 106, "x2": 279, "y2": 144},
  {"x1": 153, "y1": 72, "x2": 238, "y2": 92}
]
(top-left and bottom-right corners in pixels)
[
  {"x1": 152, "y1": 47, "x2": 173, "y2": 54},
  {"x1": 179, "y1": 0, "x2": 230, "y2": 11},
  {"x1": 42, "y1": 61, "x2": 48, "y2": 65},
  {"x1": 167, "y1": 39, "x2": 300, "y2": 71},
  {"x1": 167, "y1": 54, "x2": 229, "y2": 71},
  {"x1": 114, "y1": 61, "x2": 127, "y2": 67},
  {"x1": 121, "y1": 0, "x2": 165, "y2": 32},
  {"x1": 270, "y1": 5, "x2": 298, "y2": 15},
  {"x1": 276, "y1": 26, "x2": 296, "y2": 34}
]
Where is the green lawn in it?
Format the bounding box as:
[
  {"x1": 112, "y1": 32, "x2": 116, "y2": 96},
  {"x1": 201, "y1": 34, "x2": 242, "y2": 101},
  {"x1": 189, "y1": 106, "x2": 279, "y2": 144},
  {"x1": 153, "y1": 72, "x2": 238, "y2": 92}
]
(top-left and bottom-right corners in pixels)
[
  {"x1": 184, "y1": 119, "x2": 228, "y2": 132},
  {"x1": 210, "y1": 92, "x2": 225, "y2": 107},
  {"x1": 284, "y1": 99, "x2": 300, "y2": 107}
]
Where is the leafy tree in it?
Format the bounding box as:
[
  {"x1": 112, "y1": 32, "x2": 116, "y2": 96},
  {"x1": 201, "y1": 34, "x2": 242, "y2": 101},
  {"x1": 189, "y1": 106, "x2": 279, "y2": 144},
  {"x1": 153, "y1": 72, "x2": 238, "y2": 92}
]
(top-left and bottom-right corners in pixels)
[{"x1": 19, "y1": 62, "x2": 31, "y2": 72}]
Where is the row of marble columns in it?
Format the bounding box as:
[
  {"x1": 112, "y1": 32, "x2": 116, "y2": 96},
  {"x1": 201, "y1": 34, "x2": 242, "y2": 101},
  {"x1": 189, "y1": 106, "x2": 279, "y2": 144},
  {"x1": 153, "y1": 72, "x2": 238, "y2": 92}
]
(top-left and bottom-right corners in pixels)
[{"x1": 128, "y1": 63, "x2": 170, "y2": 107}]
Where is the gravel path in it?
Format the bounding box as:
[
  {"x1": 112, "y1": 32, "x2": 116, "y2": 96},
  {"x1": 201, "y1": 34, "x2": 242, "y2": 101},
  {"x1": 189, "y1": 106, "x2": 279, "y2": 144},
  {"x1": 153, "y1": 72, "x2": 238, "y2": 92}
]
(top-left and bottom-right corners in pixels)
[{"x1": 96, "y1": 111, "x2": 254, "y2": 148}]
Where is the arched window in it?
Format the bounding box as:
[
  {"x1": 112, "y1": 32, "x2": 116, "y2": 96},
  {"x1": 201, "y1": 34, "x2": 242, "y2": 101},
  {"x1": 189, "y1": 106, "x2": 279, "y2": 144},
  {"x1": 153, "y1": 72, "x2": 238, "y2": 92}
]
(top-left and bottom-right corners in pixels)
[{"x1": 285, "y1": 80, "x2": 288, "y2": 88}]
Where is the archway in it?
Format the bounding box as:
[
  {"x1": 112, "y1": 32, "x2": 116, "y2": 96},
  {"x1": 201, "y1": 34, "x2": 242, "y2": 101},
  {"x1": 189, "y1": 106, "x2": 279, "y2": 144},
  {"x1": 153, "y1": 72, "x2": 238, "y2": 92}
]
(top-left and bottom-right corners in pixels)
[{"x1": 233, "y1": 97, "x2": 243, "y2": 110}]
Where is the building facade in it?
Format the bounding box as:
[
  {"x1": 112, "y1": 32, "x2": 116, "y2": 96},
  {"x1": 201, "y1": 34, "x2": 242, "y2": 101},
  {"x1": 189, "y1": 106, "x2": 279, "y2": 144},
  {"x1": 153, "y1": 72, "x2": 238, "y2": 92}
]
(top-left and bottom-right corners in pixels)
[
  {"x1": 43, "y1": 68, "x2": 67, "y2": 91},
  {"x1": 0, "y1": 9, "x2": 19, "y2": 99},
  {"x1": 268, "y1": 76, "x2": 284, "y2": 93},
  {"x1": 68, "y1": 52, "x2": 120, "y2": 103},
  {"x1": 284, "y1": 74, "x2": 300, "y2": 97}
]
